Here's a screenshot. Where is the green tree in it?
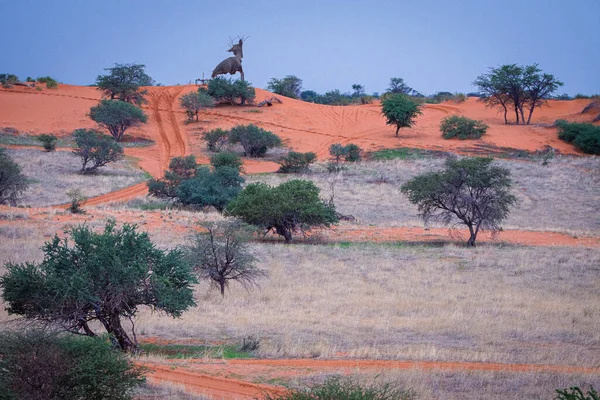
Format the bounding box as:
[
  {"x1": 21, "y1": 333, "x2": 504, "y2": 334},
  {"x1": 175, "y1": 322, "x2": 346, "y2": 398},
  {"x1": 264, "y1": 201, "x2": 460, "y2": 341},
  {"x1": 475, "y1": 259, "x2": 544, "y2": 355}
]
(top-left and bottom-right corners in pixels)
[
  {"x1": 555, "y1": 120, "x2": 600, "y2": 155},
  {"x1": 202, "y1": 128, "x2": 229, "y2": 152},
  {"x1": 73, "y1": 129, "x2": 124, "y2": 174},
  {"x1": 401, "y1": 157, "x2": 516, "y2": 246},
  {"x1": 0, "y1": 330, "x2": 145, "y2": 400},
  {"x1": 228, "y1": 124, "x2": 282, "y2": 157},
  {"x1": 206, "y1": 77, "x2": 255, "y2": 105},
  {"x1": 277, "y1": 151, "x2": 317, "y2": 173},
  {"x1": 226, "y1": 180, "x2": 338, "y2": 243},
  {"x1": 381, "y1": 94, "x2": 423, "y2": 136},
  {"x1": 352, "y1": 84, "x2": 365, "y2": 97},
  {"x1": 555, "y1": 386, "x2": 599, "y2": 400},
  {"x1": 388, "y1": 77, "x2": 418, "y2": 96},
  {"x1": 440, "y1": 115, "x2": 488, "y2": 140},
  {"x1": 210, "y1": 151, "x2": 243, "y2": 172},
  {"x1": 95, "y1": 63, "x2": 154, "y2": 105},
  {"x1": 473, "y1": 64, "x2": 562, "y2": 125},
  {"x1": 89, "y1": 99, "x2": 148, "y2": 141},
  {"x1": 300, "y1": 90, "x2": 319, "y2": 103},
  {"x1": 37, "y1": 133, "x2": 58, "y2": 151},
  {"x1": 0, "y1": 148, "x2": 28, "y2": 206},
  {"x1": 148, "y1": 155, "x2": 198, "y2": 200},
  {"x1": 176, "y1": 166, "x2": 244, "y2": 211},
  {"x1": 267, "y1": 75, "x2": 303, "y2": 99},
  {"x1": 179, "y1": 90, "x2": 215, "y2": 122},
  {"x1": 0, "y1": 221, "x2": 197, "y2": 352},
  {"x1": 185, "y1": 221, "x2": 265, "y2": 296}
]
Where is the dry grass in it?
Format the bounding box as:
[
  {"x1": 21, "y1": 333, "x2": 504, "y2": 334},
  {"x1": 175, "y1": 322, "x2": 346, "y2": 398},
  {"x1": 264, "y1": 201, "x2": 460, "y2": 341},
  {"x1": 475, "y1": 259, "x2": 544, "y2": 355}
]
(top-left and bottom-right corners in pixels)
[
  {"x1": 133, "y1": 242, "x2": 600, "y2": 367},
  {"x1": 134, "y1": 382, "x2": 208, "y2": 400},
  {"x1": 246, "y1": 155, "x2": 600, "y2": 235},
  {"x1": 6, "y1": 148, "x2": 146, "y2": 206}
]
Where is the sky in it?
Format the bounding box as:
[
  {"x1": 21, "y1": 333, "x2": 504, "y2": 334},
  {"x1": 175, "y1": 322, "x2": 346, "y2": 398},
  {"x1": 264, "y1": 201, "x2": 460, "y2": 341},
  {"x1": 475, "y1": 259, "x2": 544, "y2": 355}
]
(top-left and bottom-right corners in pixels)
[{"x1": 2, "y1": 0, "x2": 599, "y2": 96}]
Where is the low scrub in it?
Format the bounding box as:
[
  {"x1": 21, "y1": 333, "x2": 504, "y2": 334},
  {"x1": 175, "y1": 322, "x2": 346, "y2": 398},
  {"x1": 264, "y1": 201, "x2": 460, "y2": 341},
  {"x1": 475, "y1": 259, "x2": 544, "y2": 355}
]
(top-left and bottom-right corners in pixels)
[
  {"x1": 440, "y1": 115, "x2": 488, "y2": 139},
  {"x1": 37, "y1": 133, "x2": 58, "y2": 151},
  {"x1": 262, "y1": 376, "x2": 416, "y2": 400},
  {"x1": 0, "y1": 330, "x2": 144, "y2": 400},
  {"x1": 210, "y1": 151, "x2": 243, "y2": 172},
  {"x1": 278, "y1": 151, "x2": 317, "y2": 173},
  {"x1": 556, "y1": 119, "x2": 600, "y2": 155},
  {"x1": 206, "y1": 77, "x2": 255, "y2": 105},
  {"x1": 228, "y1": 124, "x2": 282, "y2": 157},
  {"x1": 202, "y1": 128, "x2": 229, "y2": 152}
]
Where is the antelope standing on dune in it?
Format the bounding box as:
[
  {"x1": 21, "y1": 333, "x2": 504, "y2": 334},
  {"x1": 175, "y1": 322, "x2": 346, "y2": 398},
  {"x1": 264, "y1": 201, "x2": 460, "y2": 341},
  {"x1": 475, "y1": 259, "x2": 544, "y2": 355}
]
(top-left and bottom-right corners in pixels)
[{"x1": 212, "y1": 37, "x2": 245, "y2": 81}]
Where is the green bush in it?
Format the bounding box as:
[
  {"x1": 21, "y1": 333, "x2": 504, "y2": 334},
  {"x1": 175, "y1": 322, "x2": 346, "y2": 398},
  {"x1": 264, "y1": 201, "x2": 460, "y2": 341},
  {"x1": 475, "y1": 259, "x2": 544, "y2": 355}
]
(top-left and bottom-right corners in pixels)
[
  {"x1": 179, "y1": 90, "x2": 214, "y2": 122},
  {"x1": 210, "y1": 151, "x2": 243, "y2": 172},
  {"x1": 556, "y1": 119, "x2": 600, "y2": 155},
  {"x1": 278, "y1": 151, "x2": 317, "y2": 173},
  {"x1": 328, "y1": 143, "x2": 362, "y2": 163},
  {"x1": 148, "y1": 155, "x2": 198, "y2": 200},
  {"x1": 207, "y1": 77, "x2": 255, "y2": 105},
  {"x1": 228, "y1": 124, "x2": 282, "y2": 157},
  {"x1": 0, "y1": 148, "x2": 28, "y2": 206},
  {"x1": 202, "y1": 128, "x2": 229, "y2": 152},
  {"x1": 66, "y1": 188, "x2": 87, "y2": 214},
  {"x1": 37, "y1": 133, "x2": 58, "y2": 151},
  {"x1": 556, "y1": 386, "x2": 599, "y2": 400},
  {"x1": 262, "y1": 376, "x2": 416, "y2": 400},
  {"x1": 88, "y1": 99, "x2": 148, "y2": 141},
  {"x1": 72, "y1": 129, "x2": 124, "y2": 174},
  {"x1": 0, "y1": 330, "x2": 145, "y2": 400},
  {"x1": 440, "y1": 115, "x2": 488, "y2": 140},
  {"x1": 226, "y1": 179, "x2": 338, "y2": 243},
  {"x1": 381, "y1": 94, "x2": 423, "y2": 136},
  {"x1": 0, "y1": 73, "x2": 19, "y2": 88},
  {"x1": 176, "y1": 166, "x2": 244, "y2": 211}
]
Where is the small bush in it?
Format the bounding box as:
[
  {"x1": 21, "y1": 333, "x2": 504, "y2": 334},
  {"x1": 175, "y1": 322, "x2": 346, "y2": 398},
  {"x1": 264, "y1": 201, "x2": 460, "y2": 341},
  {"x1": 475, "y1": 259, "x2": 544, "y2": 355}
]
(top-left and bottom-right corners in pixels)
[
  {"x1": 262, "y1": 376, "x2": 416, "y2": 400},
  {"x1": 344, "y1": 144, "x2": 362, "y2": 162},
  {"x1": 210, "y1": 151, "x2": 243, "y2": 172},
  {"x1": 0, "y1": 330, "x2": 145, "y2": 400},
  {"x1": 440, "y1": 115, "x2": 488, "y2": 139},
  {"x1": 556, "y1": 386, "x2": 599, "y2": 400},
  {"x1": 0, "y1": 73, "x2": 18, "y2": 88},
  {"x1": 228, "y1": 124, "x2": 282, "y2": 157},
  {"x1": 66, "y1": 188, "x2": 87, "y2": 213},
  {"x1": 176, "y1": 166, "x2": 244, "y2": 211},
  {"x1": 37, "y1": 133, "x2": 58, "y2": 151},
  {"x1": 202, "y1": 128, "x2": 229, "y2": 152},
  {"x1": 73, "y1": 129, "x2": 124, "y2": 174},
  {"x1": 179, "y1": 90, "x2": 214, "y2": 122},
  {"x1": 278, "y1": 151, "x2": 317, "y2": 173},
  {"x1": 0, "y1": 148, "x2": 28, "y2": 206},
  {"x1": 148, "y1": 155, "x2": 198, "y2": 200},
  {"x1": 207, "y1": 77, "x2": 255, "y2": 105},
  {"x1": 556, "y1": 119, "x2": 600, "y2": 155}
]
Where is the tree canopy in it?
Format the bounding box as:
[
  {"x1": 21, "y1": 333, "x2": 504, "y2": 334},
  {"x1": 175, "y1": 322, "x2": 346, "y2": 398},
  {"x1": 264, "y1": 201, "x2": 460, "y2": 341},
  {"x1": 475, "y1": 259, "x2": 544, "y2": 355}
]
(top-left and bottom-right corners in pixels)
[
  {"x1": 401, "y1": 157, "x2": 517, "y2": 246},
  {"x1": 0, "y1": 148, "x2": 28, "y2": 206},
  {"x1": 89, "y1": 99, "x2": 148, "y2": 141},
  {"x1": 381, "y1": 94, "x2": 423, "y2": 136},
  {"x1": 267, "y1": 75, "x2": 303, "y2": 99},
  {"x1": 473, "y1": 64, "x2": 563, "y2": 125},
  {"x1": 226, "y1": 179, "x2": 338, "y2": 243},
  {"x1": 228, "y1": 124, "x2": 282, "y2": 157},
  {"x1": 95, "y1": 63, "x2": 154, "y2": 105},
  {"x1": 179, "y1": 90, "x2": 215, "y2": 122},
  {"x1": 0, "y1": 221, "x2": 197, "y2": 352},
  {"x1": 73, "y1": 129, "x2": 124, "y2": 174}
]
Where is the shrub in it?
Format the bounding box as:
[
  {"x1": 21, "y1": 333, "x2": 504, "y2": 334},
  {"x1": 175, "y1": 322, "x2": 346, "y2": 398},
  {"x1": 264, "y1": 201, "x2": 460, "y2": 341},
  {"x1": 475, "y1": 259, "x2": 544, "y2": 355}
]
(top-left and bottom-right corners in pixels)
[
  {"x1": 226, "y1": 179, "x2": 338, "y2": 243},
  {"x1": 381, "y1": 94, "x2": 423, "y2": 136},
  {"x1": 88, "y1": 99, "x2": 148, "y2": 141},
  {"x1": 344, "y1": 143, "x2": 362, "y2": 162},
  {"x1": 185, "y1": 221, "x2": 265, "y2": 296},
  {"x1": 0, "y1": 148, "x2": 28, "y2": 206},
  {"x1": 202, "y1": 128, "x2": 229, "y2": 152},
  {"x1": 210, "y1": 151, "x2": 243, "y2": 172},
  {"x1": 440, "y1": 115, "x2": 488, "y2": 140},
  {"x1": 0, "y1": 73, "x2": 18, "y2": 88},
  {"x1": 66, "y1": 188, "x2": 87, "y2": 213},
  {"x1": 267, "y1": 75, "x2": 303, "y2": 99},
  {"x1": 0, "y1": 221, "x2": 197, "y2": 352},
  {"x1": 228, "y1": 124, "x2": 282, "y2": 157},
  {"x1": 37, "y1": 133, "x2": 58, "y2": 151},
  {"x1": 262, "y1": 376, "x2": 416, "y2": 400},
  {"x1": 401, "y1": 157, "x2": 516, "y2": 246},
  {"x1": 72, "y1": 129, "x2": 124, "y2": 174},
  {"x1": 277, "y1": 151, "x2": 317, "y2": 173},
  {"x1": 556, "y1": 387, "x2": 599, "y2": 400},
  {"x1": 176, "y1": 166, "x2": 244, "y2": 211},
  {"x1": 556, "y1": 119, "x2": 600, "y2": 155},
  {"x1": 95, "y1": 63, "x2": 154, "y2": 105},
  {"x1": 179, "y1": 90, "x2": 214, "y2": 122},
  {"x1": 207, "y1": 77, "x2": 255, "y2": 105},
  {"x1": 0, "y1": 330, "x2": 145, "y2": 400},
  {"x1": 148, "y1": 155, "x2": 197, "y2": 200}
]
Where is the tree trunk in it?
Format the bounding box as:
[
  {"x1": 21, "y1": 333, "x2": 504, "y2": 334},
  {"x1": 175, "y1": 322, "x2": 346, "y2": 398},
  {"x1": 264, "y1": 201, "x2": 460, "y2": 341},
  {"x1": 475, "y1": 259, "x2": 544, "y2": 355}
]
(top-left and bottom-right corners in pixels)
[
  {"x1": 275, "y1": 225, "x2": 293, "y2": 243},
  {"x1": 502, "y1": 105, "x2": 508, "y2": 124},
  {"x1": 107, "y1": 313, "x2": 137, "y2": 352},
  {"x1": 195, "y1": 111, "x2": 199, "y2": 122},
  {"x1": 220, "y1": 281, "x2": 225, "y2": 297},
  {"x1": 526, "y1": 106, "x2": 535, "y2": 125},
  {"x1": 514, "y1": 107, "x2": 520, "y2": 124},
  {"x1": 466, "y1": 224, "x2": 477, "y2": 247},
  {"x1": 395, "y1": 125, "x2": 400, "y2": 137},
  {"x1": 519, "y1": 106, "x2": 526, "y2": 125}
]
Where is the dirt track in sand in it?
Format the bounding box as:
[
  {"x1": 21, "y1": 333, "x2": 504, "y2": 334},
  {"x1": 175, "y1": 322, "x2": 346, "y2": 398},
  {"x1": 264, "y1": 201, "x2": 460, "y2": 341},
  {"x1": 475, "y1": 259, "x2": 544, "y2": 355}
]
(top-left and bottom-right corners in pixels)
[{"x1": 141, "y1": 358, "x2": 600, "y2": 399}]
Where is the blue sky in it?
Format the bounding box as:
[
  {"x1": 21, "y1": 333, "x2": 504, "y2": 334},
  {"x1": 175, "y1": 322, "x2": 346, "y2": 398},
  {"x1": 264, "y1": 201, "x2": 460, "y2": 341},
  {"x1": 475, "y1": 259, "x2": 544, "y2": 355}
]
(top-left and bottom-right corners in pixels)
[{"x1": 2, "y1": 0, "x2": 599, "y2": 95}]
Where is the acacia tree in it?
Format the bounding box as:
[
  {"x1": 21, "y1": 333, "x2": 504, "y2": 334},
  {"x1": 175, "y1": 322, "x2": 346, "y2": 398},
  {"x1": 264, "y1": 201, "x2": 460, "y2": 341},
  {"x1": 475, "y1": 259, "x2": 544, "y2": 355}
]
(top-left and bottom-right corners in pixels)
[
  {"x1": 388, "y1": 77, "x2": 421, "y2": 96},
  {"x1": 179, "y1": 90, "x2": 215, "y2": 122},
  {"x1": 401, "y1": 157, "x2": 516, "y2": 246},
  {"x1": 267, "y1": 75, "x2": 303, "y2": 99},
  {"x1": 96, "y1": 63, "x2": 154, "y2": 105},
  {"x1": 381, "y1": 94, "x2": 423, "y2": 136},
  {"x1": 0, "y1": 148, "x2": 28, "y2": 206},
  {"x1": 185, "y1": 221, "x2": 266, "y2": 296},
  {"x1": 0, "y1": 221, "x2": 197, "y2": 352},
  {"x1": 73, "y1": 129, "x2": 124, "y2": 174},
  {"x1": 89, "y1": 99, "x2": 148, "y2": 141},
  {"x1": 226, "y1": 179, "x2": 338, "y2": 243},
  {"x1": 473, "y1": 64, "x2": 562, "y2": 125}
]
